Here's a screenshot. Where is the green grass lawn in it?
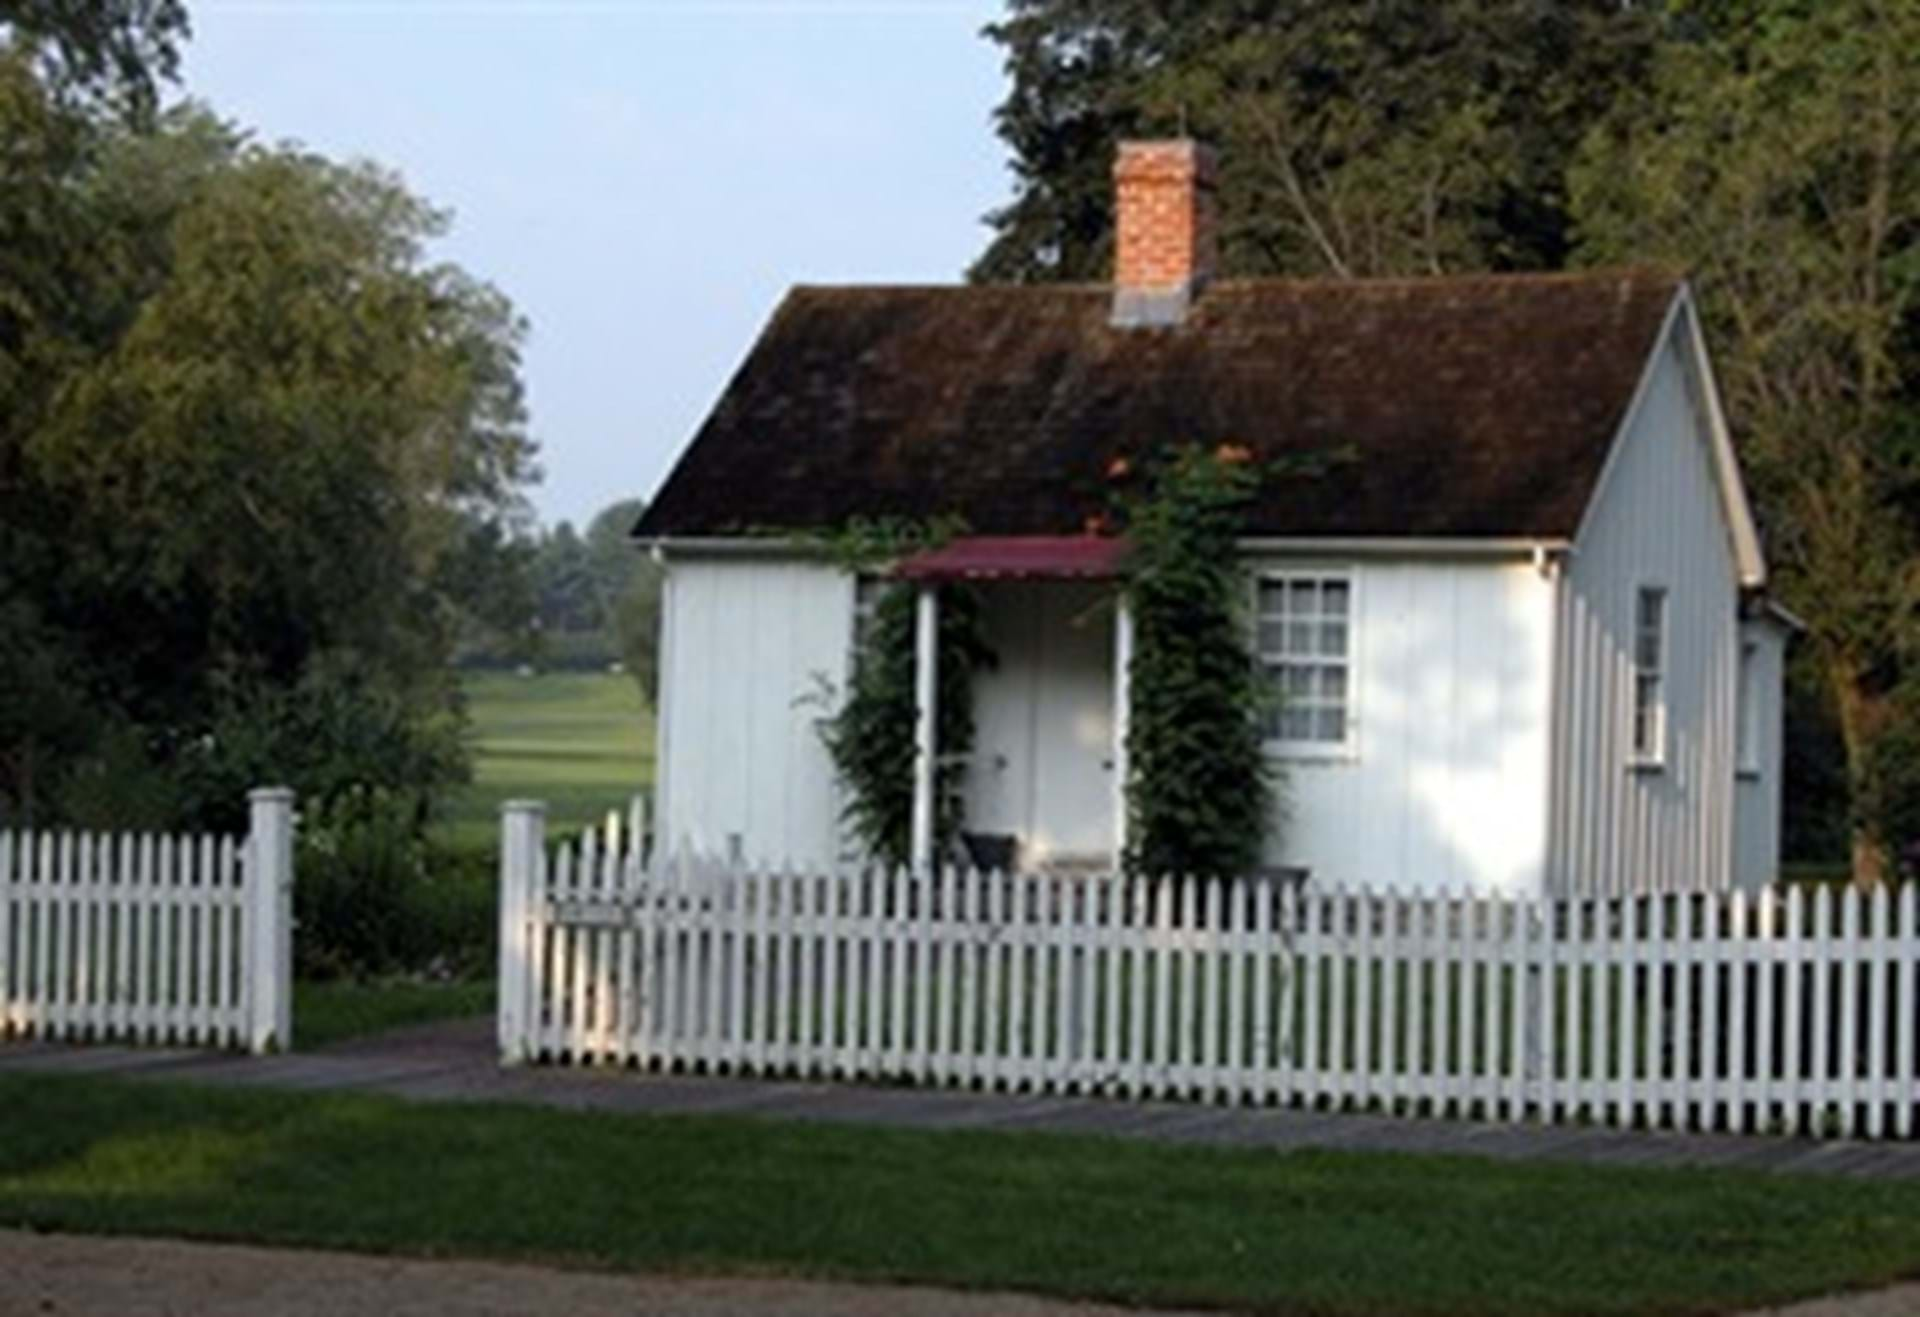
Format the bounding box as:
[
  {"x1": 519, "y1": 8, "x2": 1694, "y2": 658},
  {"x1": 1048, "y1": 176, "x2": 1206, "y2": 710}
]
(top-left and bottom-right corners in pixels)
[
  {"x1": 440, "y1": 670, "x2": 654, "y2": 850},
  {"x1": 294, "y1": 980, "x2": 494, "y2": 1051},
  {"x1": 4, "y1": 1073, "x2": 1920, "y2": 1316}
]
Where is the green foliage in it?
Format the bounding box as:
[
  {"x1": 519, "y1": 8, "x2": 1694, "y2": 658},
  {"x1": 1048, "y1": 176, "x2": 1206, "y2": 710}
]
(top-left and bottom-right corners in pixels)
[
  {"x1": 294, "y1": 789, "x2": 495, "y2": 981},
  {"x1": 293, "y1": 979, "x2": 495, "y2": 1051},
  {"x1": 0, "y1": 52, "x2": 536, "y2": 831},
  {"x1": 975, "y1": 0, "x2": 1659, "y2": 282},
  {"x1": 173, "y1": 654, "x2": 468, "y2": 836},
  {"x1": 798, "y1": 514, "x2": 969, "y2": 573},
  {"x1": 0, "y1": 0, "x2": 189, "y2": 118},
  {"x1": 1120, "y1": 446, "x2": 1275, "y2": 879},
  {"x1": 820, "y1": 581, "x2": 995, "y2": 870},
  {"x1": 458, "y1": 498, "x2": 663, "y2": 697}
]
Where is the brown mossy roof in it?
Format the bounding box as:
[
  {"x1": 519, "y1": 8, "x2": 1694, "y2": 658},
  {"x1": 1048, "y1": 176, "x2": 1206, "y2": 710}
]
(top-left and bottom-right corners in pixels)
[{"x1": 634, "y1": 269, "x2": 1681, "y2": 541}]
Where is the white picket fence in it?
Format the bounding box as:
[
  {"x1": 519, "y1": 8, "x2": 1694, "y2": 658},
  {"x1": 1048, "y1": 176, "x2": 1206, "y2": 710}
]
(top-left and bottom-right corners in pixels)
[
  {"x1": 0, "y1": 789, "x2": 295, "y2": 1053},
  {"x1": 498, "y1": 801, "x2": 1920, "y2": 1139}
]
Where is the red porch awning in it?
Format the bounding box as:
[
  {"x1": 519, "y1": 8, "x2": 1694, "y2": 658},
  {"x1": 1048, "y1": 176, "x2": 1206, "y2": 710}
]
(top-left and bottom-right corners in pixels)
[{"x1": 892, "y1": 535, "x2": 1130, "y2": 582}]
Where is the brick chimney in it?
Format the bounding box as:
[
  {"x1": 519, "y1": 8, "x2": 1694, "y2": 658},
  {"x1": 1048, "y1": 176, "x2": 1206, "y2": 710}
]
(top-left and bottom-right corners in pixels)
[{"x1": 1111, "y1": 139, "x2": 1217, "y2": 327}]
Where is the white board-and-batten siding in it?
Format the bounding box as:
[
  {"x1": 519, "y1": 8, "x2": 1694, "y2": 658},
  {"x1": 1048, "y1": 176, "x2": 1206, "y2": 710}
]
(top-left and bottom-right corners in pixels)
[
  {"x1": 1258, "y1": 558, "x2": 1556, "y2": 896},
  {"x1": 1734, "y1": 616, "x2": 1787, "y2": 889},
  {"x1": 655, "y1": 558, "x2": 851, "y2": 866},
  {"x1": 1548, "y1": 307, "x2": 1745, "y2": 897}
]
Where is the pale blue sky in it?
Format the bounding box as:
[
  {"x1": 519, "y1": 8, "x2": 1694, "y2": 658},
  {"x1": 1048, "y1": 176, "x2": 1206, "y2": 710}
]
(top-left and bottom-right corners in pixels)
[{"x1": 179, "y1": 0, "x2": 1012, "y2": 529}]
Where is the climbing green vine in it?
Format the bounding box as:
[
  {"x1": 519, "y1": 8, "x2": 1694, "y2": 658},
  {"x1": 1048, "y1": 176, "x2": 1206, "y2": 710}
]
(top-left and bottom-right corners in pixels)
[
  {"x1": 1118, "y1": 445, "x2": 1279, "y2": 879},
  {"x1": 810, "y1": 518, "x2": 995, "y2": 870}
]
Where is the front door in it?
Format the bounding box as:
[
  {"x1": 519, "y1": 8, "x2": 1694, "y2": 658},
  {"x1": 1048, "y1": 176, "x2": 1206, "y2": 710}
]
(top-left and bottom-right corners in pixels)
[{"x1": 966, "y1": 583, "x2": 1115, "y2": 868}]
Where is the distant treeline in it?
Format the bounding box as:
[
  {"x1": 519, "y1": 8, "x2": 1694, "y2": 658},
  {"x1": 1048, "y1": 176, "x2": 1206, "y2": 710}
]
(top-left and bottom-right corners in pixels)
[{"x1": 455, "y1": 498, "x2": 662, "y2": 694}]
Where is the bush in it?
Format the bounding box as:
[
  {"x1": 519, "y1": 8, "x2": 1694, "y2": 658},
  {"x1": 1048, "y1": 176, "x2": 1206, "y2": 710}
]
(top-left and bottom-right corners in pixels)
[
  {"x1": 296, "y1": 789, "x2": 495, "y2": 981},
  {"x1": 177, "y1": 651, "x2": 468, "y2": 836}
]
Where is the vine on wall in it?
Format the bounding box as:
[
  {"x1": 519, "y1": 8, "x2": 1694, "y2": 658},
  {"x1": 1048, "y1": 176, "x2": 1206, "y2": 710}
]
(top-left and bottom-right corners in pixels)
[
  {"x1": 1118, "y1": 445, "x2": 1280, "y2": 879},
  {"x1": 809, "y1": 518, "x2": 995, "y2": 870}
]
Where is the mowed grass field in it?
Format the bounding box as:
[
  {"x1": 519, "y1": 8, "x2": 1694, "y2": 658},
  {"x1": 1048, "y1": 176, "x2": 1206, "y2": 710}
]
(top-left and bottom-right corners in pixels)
[{"x1": 439, "y1": 671, "x2": 654, "y2": 849}]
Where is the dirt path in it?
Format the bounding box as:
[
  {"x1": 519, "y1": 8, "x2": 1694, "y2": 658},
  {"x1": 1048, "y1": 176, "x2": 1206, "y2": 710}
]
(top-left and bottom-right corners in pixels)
[{"x1": 0, "y1": 1230, "x2": 1206, "y2": 1317}]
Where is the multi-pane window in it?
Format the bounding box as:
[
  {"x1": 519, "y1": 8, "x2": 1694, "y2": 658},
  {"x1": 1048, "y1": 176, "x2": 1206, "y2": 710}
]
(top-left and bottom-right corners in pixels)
[
  {"x1": 1632, "y1": 585, "x2": 1667, "y2": 763},
  {"x1": 851, "y1": 575, "x2": 887, "y2": 660},
  {"x1": 1256, "y1": 573, "x2": 1352, "y2": 749}
]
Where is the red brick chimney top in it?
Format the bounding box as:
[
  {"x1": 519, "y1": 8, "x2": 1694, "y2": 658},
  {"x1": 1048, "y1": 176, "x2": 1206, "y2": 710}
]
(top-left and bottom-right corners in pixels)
[{"x1": 1112, "y1": 139, "x2": 1217, "y2": 318}]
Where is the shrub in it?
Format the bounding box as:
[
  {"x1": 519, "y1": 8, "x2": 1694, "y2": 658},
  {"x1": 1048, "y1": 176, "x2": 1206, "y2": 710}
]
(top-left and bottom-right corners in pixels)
[{"x1": 295, "y1": 790, "x2": 496, "y2": 981}]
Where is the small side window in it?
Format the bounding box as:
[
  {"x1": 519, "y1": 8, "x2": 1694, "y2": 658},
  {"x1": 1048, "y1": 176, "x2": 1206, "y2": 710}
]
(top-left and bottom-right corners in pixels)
[{"x1": 1631, "y1": 585, "x2": 1667, "y2": 767}]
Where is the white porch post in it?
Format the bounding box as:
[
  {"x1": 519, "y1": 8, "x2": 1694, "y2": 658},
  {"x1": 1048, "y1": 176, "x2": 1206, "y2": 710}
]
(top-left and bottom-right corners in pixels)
[
  {"x1": 1112, "y1": 594, "x2": 1134, "y2": 870},
  {"x1": 910, "y1": 584, "x2": 940, "y2": 873}
]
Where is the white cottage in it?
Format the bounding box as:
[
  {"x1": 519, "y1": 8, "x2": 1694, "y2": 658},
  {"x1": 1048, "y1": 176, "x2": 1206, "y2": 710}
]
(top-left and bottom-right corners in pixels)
[{"x1": 634, "y1": 140, "x2": 1791, "y2": 897}]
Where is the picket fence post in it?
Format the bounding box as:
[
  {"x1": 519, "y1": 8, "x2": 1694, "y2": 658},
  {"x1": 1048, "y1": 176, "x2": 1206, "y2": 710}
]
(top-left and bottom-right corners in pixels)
[
  {"x1": 498, "y1": 800, "x2": 547, "y2": 1065},
  {"x1": 244, "y1": 787, "x2": 295, "y2": 1055}
]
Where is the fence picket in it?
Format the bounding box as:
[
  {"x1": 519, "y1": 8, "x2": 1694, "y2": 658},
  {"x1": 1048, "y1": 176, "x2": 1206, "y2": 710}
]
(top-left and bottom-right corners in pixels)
[
  {"x1": 1900, "y1": 882, "x2": 1917, "y2": 1139},
  {"x1": 0, "y1": 832, "x2": 13, "y2": 1038},
  {"x1": 0, "y1": 801, "x2": 287, "y2": 1054},
  {"x1": 1756, "y1": 889, "x2": 1778, "y2": 1132},
  {"x1": 1869, "y1": 882, "x2": 1891, "y2": 1139},
  {"x1": 481, "y1": 840, "x2": 1920, "y2": 1145},
  {"x1": 1840, "y1": 886, "x2": 1863, "y2": 1137}
]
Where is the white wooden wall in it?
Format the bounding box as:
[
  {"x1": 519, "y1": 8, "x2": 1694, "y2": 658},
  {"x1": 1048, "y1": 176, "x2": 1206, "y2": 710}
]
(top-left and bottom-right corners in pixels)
[
  {"x1": 1550, "y1": 312, "x2": 1743, "y2": 896},
  {"x1": 1734, "y1": 617, "x2": 1788, "y2": 888},
  {"x1": 1257, "y1": 559, "x2": 1555, "y2": 896},
  {"x1": 656, "y1": 557, "x2": 853, "y2": 866}
]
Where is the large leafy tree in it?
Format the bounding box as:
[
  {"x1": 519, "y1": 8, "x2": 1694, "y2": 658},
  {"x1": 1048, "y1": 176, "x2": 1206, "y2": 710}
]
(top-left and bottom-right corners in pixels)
[
  {"x1": 0, "y1": 50, "x2": 537, "y2": 823},
  {"x1": 0, "y1": 0, "x2": 188, "y2": 116},
  {"x1": 973, "y1": 0, "x2": 1658, "y2": 282},
  {"x1": 1571, "y1": 0, "x2": 1920, "y2": 879}
]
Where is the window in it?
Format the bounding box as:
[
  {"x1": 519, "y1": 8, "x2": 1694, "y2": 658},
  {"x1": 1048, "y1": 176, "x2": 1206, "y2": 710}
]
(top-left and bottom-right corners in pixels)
[
  {"x1": 1736, "y1": 639, "x2": 1760, "y2": 776},
  {"x1": 1256, "y1": 573, "x2": 1353, "y2": 751},
  {"x1": 1631, "y1": 585, "x2": 1667, "y2": 765},
  {"x1": 851, "y1": 575, "x2": 887, "y2": 658}
]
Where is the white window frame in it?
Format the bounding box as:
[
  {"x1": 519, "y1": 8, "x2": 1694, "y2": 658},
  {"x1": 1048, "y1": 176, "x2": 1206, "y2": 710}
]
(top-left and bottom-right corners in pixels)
[
  {"x1": 1736, "y1": 637, "x2": 1761, "y2": 779},
  {"x1": 1629, "y1": 583, "x2": 1668, "y2": 770},
  {"x1": 1254, "y1": 567, "x2": 1359, "y2": 760},
  {"x1": 850, "y1": 573, "x2": 887, "y2": 663}
]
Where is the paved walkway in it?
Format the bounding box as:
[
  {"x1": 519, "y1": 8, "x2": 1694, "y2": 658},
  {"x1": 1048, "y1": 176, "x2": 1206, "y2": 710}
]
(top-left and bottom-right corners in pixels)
[
  {"x1": 6, "y1": 1016, "x2": 1920, "y2": 1179},
  {"x1": 0, "y1": 1230, "x2": 1207, "y2": 1317}
]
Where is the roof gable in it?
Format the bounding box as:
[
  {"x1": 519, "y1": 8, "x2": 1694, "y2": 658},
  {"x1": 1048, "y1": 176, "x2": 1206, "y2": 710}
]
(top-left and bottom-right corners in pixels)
[{"x1": 635, "y1": 270, "x2": 1684, "y2": 543}]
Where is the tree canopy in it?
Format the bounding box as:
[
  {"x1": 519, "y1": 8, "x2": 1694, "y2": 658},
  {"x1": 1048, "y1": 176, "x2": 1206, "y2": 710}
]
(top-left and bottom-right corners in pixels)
[
  {"x1": 0, "y1": 28, "x2": 537, "y2": 828},
  {"x1": 974, "y1": 0, "x2": 1659, "y2": 282}
]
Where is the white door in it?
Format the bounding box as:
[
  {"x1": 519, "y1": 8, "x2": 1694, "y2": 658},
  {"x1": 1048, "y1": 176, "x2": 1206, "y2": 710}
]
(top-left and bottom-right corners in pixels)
[
  {"x1": 1029, "y1": 584, "x2": 1115, "y2": 864},
  {"x1": 963, "y1": 583, "x2": 1117, "y2": 868}
]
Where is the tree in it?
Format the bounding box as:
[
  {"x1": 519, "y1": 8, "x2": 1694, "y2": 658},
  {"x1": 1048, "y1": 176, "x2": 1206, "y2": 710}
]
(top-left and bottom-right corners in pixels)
[
  {"x1": 974, "y1": 0, "x2": 1658, "y2": 282},
  {"x1": 1570, "y1": 0, "x2": 1920, "y2": 879},
  {"x1": 0, "y1": 0, "x2": 189, "y2": 117},
  {"x1": 585, "y1": 498, "x2": 663, "y2": 700},
  {"x1": 0, "y1": 84, "x2": 538, "y2": 823}
]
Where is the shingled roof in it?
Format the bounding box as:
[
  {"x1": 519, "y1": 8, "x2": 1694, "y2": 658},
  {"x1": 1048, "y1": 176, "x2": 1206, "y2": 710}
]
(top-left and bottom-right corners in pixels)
[{"x1": 634, "y1": 269, "x2": 1682, "y2": 542}]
